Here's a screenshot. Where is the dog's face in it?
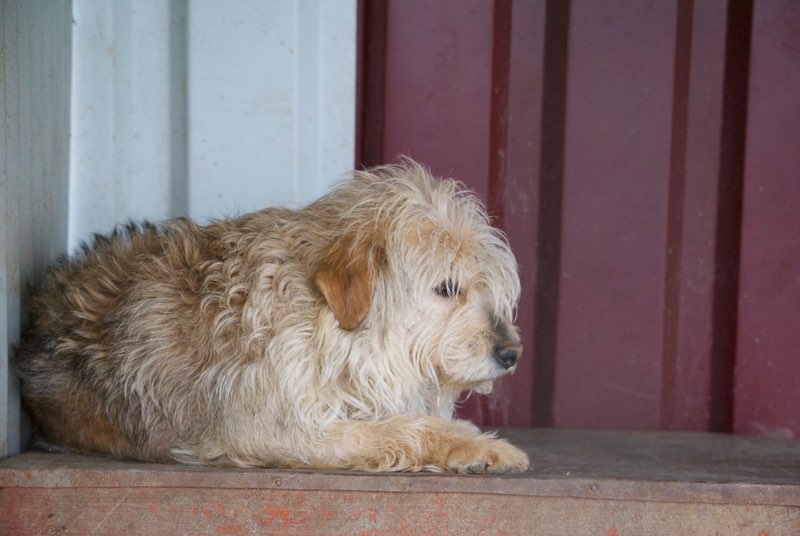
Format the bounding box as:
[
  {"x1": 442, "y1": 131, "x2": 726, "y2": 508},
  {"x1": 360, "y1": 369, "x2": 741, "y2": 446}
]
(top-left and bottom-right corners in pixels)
[
  {"x1": 314, "y1": 164, "x2": 521, "y2": 393},
  {"x1": 390, "y1": 221, "x2": 522, "y2": 392}
]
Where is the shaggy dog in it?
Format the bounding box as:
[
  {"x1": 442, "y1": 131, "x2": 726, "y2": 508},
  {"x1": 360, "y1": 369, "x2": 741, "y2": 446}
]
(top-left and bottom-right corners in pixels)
[{"x1": 17, "y1": 161, "x2": 529, "y2": 474}]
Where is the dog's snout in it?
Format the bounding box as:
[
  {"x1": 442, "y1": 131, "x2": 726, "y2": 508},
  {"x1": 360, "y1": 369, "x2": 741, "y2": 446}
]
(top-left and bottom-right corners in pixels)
[{"x1": 493, "y1": 340, "x2": 522, "y2": 369}]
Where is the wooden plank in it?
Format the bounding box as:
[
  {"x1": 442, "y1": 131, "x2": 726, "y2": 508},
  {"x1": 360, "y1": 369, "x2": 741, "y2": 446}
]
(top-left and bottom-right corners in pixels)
[
  {"x1": 2, "y1": 488, "x2": 798, "y2": 536},
  {"x1": 2, "y1": 430, "x2": 799, "y2": 505},
  {"x1": 734, "y1": 0, "x2": 800, "y2": 439},
  {"x1": 2, "y1": 429, "x2": 799, "y2": 534}
]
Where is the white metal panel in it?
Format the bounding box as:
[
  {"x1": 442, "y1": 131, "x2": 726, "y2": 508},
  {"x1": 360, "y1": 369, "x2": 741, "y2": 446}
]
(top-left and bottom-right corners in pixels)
[
  {"x1": 296, "y1": 0, "x2": 359, "y2": 206},
  {"x1": 68, "y1": 0, "x2": 356, "y2": 244},
  {"x1": 69, "y1": 0, "x2": 185, "y2": 249},
  {"x1": 1, "y1": 0, "x2": 72, "y2": 457},
  {"x1": 187, "y1": 0, "x2": 356, "y2": 219},
  {"x1": 3, "y1": 0, "x2": 357, "y2": 455}
]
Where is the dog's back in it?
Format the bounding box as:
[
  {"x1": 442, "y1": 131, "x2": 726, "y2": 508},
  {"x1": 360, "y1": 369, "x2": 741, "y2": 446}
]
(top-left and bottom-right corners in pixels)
[{"x1": 17, "y1": 216, "x2": 275, "y2": 460}]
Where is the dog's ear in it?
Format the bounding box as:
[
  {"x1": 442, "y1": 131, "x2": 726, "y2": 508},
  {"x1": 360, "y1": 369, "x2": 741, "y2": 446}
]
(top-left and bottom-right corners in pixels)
[{"x1": 314, "y1": 239, "x2": 385, "y2": 331}]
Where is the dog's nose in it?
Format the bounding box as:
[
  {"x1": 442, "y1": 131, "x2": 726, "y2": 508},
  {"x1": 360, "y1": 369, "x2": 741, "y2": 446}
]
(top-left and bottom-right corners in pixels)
[{"x1": 493, "y1": 340, "x2": 522, "y2": 369}]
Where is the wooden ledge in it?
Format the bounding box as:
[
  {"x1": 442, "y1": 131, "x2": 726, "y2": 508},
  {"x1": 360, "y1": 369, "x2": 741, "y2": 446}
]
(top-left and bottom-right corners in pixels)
[{"x1": 2, "y1": 429, "x2": 799, "y2": 534}]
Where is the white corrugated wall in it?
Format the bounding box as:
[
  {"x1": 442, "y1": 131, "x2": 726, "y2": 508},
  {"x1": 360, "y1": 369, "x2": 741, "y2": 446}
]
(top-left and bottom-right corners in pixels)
[
  {"x1": 0, "y1": 0, "x2": 357, "y2": 457},
  {"x1": 1, "y1": 0, "x2": 72, "y2": 459},
  {"x1": 69, "y1": 0, "x2": 356, "y2": 247}
]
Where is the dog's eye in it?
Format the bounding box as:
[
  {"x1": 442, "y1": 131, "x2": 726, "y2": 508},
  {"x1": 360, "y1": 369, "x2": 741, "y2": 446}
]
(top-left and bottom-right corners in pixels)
[{"x1": 434, "y1": 279, "x2": 460, "y2": 299}]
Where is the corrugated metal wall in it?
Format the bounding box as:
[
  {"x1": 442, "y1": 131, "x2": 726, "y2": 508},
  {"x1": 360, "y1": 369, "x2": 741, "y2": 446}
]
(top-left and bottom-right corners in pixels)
[
  {"x1": 1, "y1": 0, "x2": 357, "y2": 457},
  {"x1": 734, "y1": 0, "x2": 800, "y2": 438},
  {"x1": 358, "y1": 0, "x2": 800, "y2": 437},
  {"x1": 1, "y1": 1, "x2": 72, "y2": 457},
  {"x1": 3, "y1": 1, "x2": 797, "y2": 459},
  {"x1": 69, "y1": 0, "x2": 356, "y2": 248}
]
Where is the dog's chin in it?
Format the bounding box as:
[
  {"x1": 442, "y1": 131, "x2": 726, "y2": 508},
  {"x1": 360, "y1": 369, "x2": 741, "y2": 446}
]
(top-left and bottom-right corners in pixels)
[
  {"x1": 459, "y1": 362, "x2": 516, "y2": 394},
  {"x1": 437, "y1": 356, "x2": 516, "y2": 393},
  {"x1": 474, "y1": 381, "x2": 495, "y2": 395}
]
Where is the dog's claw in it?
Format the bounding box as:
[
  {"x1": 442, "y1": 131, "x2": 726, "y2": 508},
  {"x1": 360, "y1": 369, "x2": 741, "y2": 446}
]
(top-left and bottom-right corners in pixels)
[
  {"x1": 489, "y1": 465, "x2": 512, "y2": 475},
  {"x1": 466, "y1": 462, "x2": 488, "y2": 474}
]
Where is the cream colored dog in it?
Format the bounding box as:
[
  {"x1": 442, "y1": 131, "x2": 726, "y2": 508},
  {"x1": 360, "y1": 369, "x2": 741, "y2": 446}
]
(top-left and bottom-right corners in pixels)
[{"x1": 17, "y1": 161, "x2": 529, "y2": 474}]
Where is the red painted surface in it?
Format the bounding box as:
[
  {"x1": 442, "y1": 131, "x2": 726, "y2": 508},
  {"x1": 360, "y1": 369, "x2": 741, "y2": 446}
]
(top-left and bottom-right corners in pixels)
[
  {"x1": 0, "y1": 488, "x2": 526, "y2": 535},
  {"x1": 358, "y1": 0, "x2": 800, "y2": 436},
  {"x1": 661, "y1": 0, "x2": 730, "y2": 432},
  {"x1": 382, "y1": 0, "x2": 495, "y2": 200},
  {"x1": 497, "y1": 0, "x2": 546, "y2": 427},
  {"x1": 734, "y1": 0, "x2": 800, "y2": 438},
  {"x1": 553, "y1": 0, "x2": 677, "y2": 429}
]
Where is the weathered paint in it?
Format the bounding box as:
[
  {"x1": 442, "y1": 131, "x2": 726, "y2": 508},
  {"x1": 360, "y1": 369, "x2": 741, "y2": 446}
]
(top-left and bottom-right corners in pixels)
[{"x1": 3, "y1": 428, "x2": 800, "y2": 534}]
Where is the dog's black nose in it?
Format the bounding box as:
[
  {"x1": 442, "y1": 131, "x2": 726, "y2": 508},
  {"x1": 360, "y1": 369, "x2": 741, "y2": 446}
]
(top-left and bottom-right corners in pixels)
[{"x1": 494, "y1": 341, "x2": 522, "y2": 369}]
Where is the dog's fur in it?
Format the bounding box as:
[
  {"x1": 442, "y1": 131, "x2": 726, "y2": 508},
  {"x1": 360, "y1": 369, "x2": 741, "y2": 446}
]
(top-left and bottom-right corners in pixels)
[{"x1": 17, "y1": 161, "x2": 529, "y2": 473}]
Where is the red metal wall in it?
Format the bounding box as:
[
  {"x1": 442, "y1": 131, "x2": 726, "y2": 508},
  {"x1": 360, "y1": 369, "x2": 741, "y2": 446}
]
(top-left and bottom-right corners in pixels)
[
  {"x1": 357, "y1": 0, "x2": 800, "y2": 437},
  {"x1": 734, "y1": 0, "x2": 800, "y2": 439}
]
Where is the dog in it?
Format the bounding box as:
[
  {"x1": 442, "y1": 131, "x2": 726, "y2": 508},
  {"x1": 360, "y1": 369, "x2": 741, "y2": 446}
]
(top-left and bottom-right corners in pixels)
[{"x1": 17, "y1": 161, "x2": 529, "y2": 474}]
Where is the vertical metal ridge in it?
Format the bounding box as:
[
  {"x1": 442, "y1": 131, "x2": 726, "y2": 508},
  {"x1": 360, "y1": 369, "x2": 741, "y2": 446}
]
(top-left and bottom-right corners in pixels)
[
  {"x1": 168, "y1": 0, "x2": 189, "y2": 217},
  {"x1": 355, "y1": 0, "x2": 387, "y2": 168},
  {"x1": 483, "y1": 0, "x2": 514, "y2": 424},
  {"x1": 487, "y1": 0, "x2": 513, "y2": 228},
  {"x1": 531, "y1": 0, "x2": 570, "y2": 428},
  {"x1": 709, "y1": 0, "x2": 754, "y2": 433},
  {"x1": 660, "y1": 0, "x2": 695, "y2": 430}
]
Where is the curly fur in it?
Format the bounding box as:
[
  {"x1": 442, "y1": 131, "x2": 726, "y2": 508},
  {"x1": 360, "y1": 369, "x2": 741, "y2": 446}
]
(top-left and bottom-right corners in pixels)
[{"x1": 17, "y1": 161, "x2": 528, "y2": 473}]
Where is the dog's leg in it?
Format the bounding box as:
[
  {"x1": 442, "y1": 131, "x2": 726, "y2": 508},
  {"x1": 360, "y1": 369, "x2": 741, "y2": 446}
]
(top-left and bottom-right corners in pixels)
[{"x1": 319, "y1": 415, "x2": 529, "y2": 474}]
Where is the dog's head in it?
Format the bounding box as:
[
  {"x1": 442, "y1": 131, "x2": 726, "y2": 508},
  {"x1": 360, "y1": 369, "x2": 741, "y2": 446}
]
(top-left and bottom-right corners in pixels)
[{"x1": 313, "y1": 161, "x2": 521, "y2": 393}]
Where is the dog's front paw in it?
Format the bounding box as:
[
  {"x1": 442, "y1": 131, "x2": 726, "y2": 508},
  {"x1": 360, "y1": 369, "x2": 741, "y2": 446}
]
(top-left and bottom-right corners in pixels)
[{"x1": 445, "y1": 438, "x2": 529, "y2": 474}]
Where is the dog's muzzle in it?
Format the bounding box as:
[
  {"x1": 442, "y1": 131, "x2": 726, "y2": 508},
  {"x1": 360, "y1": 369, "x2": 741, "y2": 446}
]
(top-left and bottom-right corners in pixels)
[{"x1": 493, "y1": 339, "x2": 523, "y2": 369}]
